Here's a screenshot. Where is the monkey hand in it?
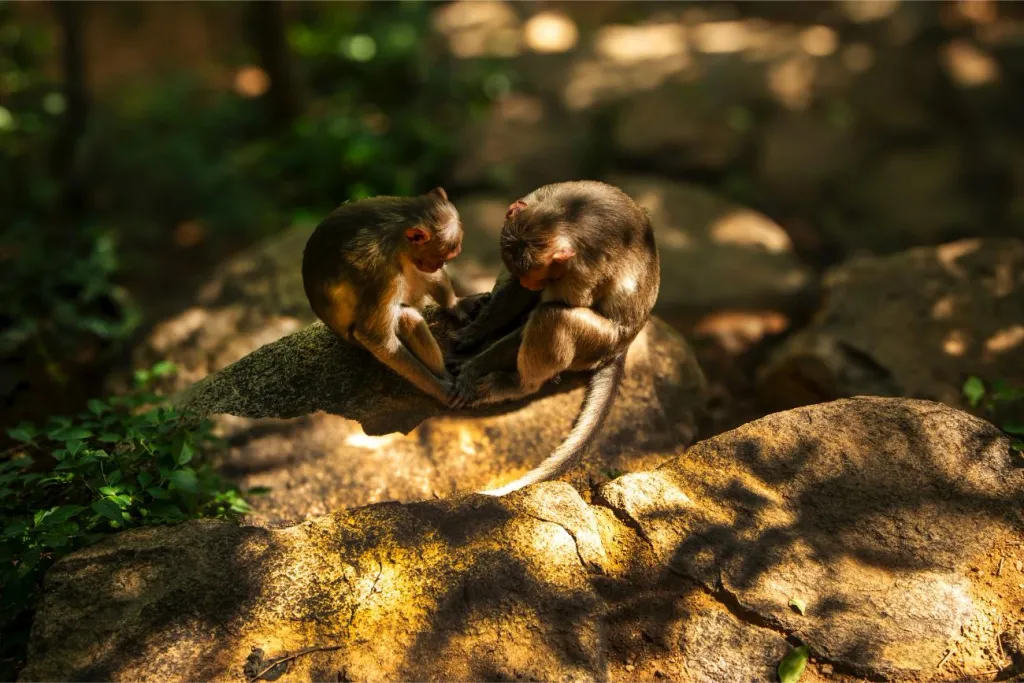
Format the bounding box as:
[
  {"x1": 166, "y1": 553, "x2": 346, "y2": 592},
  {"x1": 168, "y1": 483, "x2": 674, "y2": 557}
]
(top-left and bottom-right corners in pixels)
[{"x1": 449, "y1": 370, "x2": 485, "y2": 410}]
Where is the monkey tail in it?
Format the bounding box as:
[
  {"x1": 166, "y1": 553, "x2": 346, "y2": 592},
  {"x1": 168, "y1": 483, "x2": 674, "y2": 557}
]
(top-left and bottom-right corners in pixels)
[{"x1": 479, "y1": 353, "x2": 627, "y2": 497}]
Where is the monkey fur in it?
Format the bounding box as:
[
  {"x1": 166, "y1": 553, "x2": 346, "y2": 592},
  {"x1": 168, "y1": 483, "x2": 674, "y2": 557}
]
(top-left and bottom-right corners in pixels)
[
  {"x1": 449, "y1": 180, "x2": 660, "y2": 496},
  {"x1": 302, "y1": 187, "x2": 475, "y2": 406}
]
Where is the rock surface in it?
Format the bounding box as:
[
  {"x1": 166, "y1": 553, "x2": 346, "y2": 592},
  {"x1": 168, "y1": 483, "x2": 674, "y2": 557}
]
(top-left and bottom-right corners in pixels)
[
  {"x1": 608, "y1": 174, "x2": 815, "y2": 317},
  {"x1": 23, "y1": 398, "x2": 1024, "y2": 681},
  {"x1": 178, "y1": 313, "x2": 707, "y2": 525},
  {"x1": 759, "y1": 238, "x2": 1024, "y2": 412}
]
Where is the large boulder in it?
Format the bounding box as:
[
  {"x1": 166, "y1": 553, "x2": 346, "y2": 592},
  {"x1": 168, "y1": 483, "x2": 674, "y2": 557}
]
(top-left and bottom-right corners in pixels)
[
  {"x1": 607, "y1": 174, "x2": 815, "y2": 319},
  {"x1": 178, "y1": 312, "x2": 707, "y2": 526},
  {"x1": 759, "y1": 238, "x2": 1024, "y2": 412},
  {"x1": 22, "y1": 398, "x2": 1024, "y2": 681}
]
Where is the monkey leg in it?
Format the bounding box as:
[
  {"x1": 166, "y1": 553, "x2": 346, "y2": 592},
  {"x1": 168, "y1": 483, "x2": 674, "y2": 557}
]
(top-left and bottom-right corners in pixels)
[
  {"x1": 396, "y1": 305, "x2": 446, "y2": 378},
  {"x1": 453, "y1": 306, "x2": 620, "y2": 408}
]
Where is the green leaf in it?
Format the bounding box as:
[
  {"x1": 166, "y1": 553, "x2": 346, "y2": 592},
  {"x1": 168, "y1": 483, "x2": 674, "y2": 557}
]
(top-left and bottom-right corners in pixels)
[
  {"x1": 7, "y1": 423, "x2": 36, "y2": 442},
  {"x1": 788, "y1": 597, "x2": 807, "y2": 615},
  {"x1": 91, "y1": 498, "x2": 124, "y2": 524},
  {"x1": 87, "y1": 399, "x2": 108, "y2": 415},
  {"x1": 1012, "y1": 439, "x2": 1023, "y2": 453},
  {"x1": 1003, "y1": 422, "x2": 1024, "y2": 436},
  {"x1": 98, "y1": 486, "x2": 119, "y2": 496},
  {"x1": 64, "y1": 439, "x2": 84, "y2": 456},
  {"x1": 3, "y1": 520, "x2": 29, "y2": 538},
  {"x1": 778, "y1": 645, "x2": 809, "y2": 683},
  {"x1": 169, "y1": 469, "x2": 198, "y2": 493},
  {"x1": 133, "y1": 369, "x2": 151, "y2": 385},
  {"x1": 962, "y1": 377, "x2": 985, "y2": 408},
  {"x1": 246, "y1": 486, "x2": 272, "y2": 496},
  {"x1": 44, "y1": 505, "x2": 85, "y2": 525},
  {"x1": 151, "y1": 360, "x2": 177, "y2": 377},
  {"x1": 137, "y1": 471, "x2": 154, "y2": 488},
  {"x1": 98, "y1": 432, "x2": 122, "y2": 443},
  {"x1": 175, "y1": 437, "x2": 195, "y2": 466}
]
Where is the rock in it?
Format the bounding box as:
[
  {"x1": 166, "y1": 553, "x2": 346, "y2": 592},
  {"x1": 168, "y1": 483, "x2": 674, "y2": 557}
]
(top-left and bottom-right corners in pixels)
[
  {"x1": 758, "y1": 238, "x2": 1024, "y2": 412},
  {"x1": 836, "y1": 144, "x2": 979, "y2": 254},
  {"x1": 607, "y1": 174, "x2": 815, "y2": 318},
  {"x1": 23, "y1": 398, "x2": 1023, "y2": 681},
  {"x1": 613, "y1": 84, "x2": 753, "y2": 172},
  {"x1": 178, "y1": 314, "x2": 707, "y2": 524},
  {"x1": 756, "y1": 109, "x2": 864, "y2": 206},
  {"x1": 449, "y1": 94, "x2": 587, "y2": 196}
]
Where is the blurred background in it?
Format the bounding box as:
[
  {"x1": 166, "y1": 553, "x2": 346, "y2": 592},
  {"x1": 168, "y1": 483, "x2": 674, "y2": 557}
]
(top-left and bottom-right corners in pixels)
[{"x1": 2, "y1": 0, "x2": 1023, "y2": 444}]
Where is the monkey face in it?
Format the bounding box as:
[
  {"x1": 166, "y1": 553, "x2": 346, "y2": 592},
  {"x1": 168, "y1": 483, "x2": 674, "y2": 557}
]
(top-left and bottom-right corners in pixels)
[
  {"x1": 500, "y1": 201, "x2": 575, "y2": 290},
  {"x1": 406, "y1": 222, "x2": 463, "y2": 273}
]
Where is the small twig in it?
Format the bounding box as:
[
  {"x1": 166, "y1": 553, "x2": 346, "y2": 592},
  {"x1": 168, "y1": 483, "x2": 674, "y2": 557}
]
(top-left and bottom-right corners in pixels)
[
  {"x1": 937, "y1": 649, "x2": 953, "y2": 670},
  {"x1": 998, "y1": 556, "x2": 1005, "y2": 577},
  {"x1": 248, "y1": 645, "x2": 344, "y2": 683}
]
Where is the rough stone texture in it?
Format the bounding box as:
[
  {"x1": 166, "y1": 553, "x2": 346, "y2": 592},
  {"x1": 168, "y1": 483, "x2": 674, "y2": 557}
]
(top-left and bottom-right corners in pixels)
[
  {"x1": 178, "y1": 314, "x2": 707, "y2": 525},
  {"x1": 449, "y1": 93, "x2": 588, "y2": 196},
  {"x1": 758, "y1": 238, "x2": 1024, "y2": 412},
  {"x1": 22, "y1": 398, "x2": 1024, "y2": 682},
  {"x1": 613, "y1": 84, "x2": 753, "y2": 173},
  {"x1": 607, "y1": 174, "x2": 815, "y2": 317},
  {"x1": 837, "y1": 145, "x2": 979, "y2": 254}
]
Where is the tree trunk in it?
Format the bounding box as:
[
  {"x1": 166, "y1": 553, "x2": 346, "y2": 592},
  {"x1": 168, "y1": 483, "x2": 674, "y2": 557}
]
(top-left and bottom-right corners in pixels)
[
  {"x1": 247, "y1": 0, "x2": 301, "y2": 131},
  {"x1": 49, "y1": 0, "x2": 89, "y2": 219}
]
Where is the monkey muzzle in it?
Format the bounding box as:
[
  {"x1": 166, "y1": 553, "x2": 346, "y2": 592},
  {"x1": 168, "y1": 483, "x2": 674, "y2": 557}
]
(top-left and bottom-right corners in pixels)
[{"x1": 518, "y1": 274, "x2": 547, "y2": 291}]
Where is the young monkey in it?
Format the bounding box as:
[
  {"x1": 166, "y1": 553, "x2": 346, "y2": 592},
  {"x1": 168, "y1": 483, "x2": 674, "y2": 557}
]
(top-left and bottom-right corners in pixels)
[
  {"x1": 450, "y1": 180, "x2": 660, "y2": 496},
  {"x1": 302, "y1": 187, "x2": 472, "y2": 405}
]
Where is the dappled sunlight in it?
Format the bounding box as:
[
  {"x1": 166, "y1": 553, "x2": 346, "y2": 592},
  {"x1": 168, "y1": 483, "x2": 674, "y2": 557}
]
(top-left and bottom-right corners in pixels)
[
  {"x1": 692, "y1": 21, "x2": 749, "y2": 54},
  {"x1": 233, "y1": 65, "x2": 270, "y2": 98},
  {"x1": 709, "y1": 209, "x2": 793, "y2": 254},
  {"x1": 767, "y1": 55, "x2": 816, "y2": 110},
  {"x1": 523, "y1": 11, "x2": 578, "y2": 54},
  {"x1": 594, "y1": 23, "x2": 687, "y2": 64},
  {"x1": 799, "y1": 26, "x2": 839, "y2": 58},
  {"x1": 942, "y1": 329, "x2": 969, "y2": 357},
  {"x1": 942, "y1": 39, "x2": 1000, "y2": 87},
  {"x1": 936, "y1": 238, "x2": 982, "y2": 278},
  {"x1": 693, "y1": 311, "x2": 790, "y2": 356},
  {"x1": 432, "y1": 0, "x2": 521, "y2": 58},
  {"x1": 564, "y1": 22, "x2": 692, "y2": 111},
  {"x1": 841, "y1": 0, "x2": 901, "y2": 24},
  {"x1": 984, "y1": 325, "x2": 1024, "y2": 355},
  {"x1": 931, "y1": 294, "x2": 956, "y2": 320},
  {"x1": 344, "y1": 429, "x2": 403, "y2": 450}
]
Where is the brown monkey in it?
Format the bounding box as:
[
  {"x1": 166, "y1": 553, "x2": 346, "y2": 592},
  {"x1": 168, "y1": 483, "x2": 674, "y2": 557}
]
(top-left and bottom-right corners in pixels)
[
  {"x1": 450, "y1": 180, "x2": 660, "y2": 496},
  {"x1": 302, "y1": 187, "x2": 472, "y2": 405}
]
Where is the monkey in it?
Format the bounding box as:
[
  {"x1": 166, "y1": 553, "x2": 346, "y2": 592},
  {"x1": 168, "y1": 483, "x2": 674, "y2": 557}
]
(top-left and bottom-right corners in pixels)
[
  {"x1": 448, "y1": 180, "x2": 660, "y2": 496},
  {"x1": 302, "y1": 187, "x2": 475, "y2": 406}
]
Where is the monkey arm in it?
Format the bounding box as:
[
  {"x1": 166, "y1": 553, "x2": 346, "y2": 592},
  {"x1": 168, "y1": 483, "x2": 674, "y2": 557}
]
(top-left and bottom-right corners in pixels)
[
  {"x1": 354, "y1": 323, "x2": 452, "y2": 405},
  {"x1": 453, "y1": 273, "x2": 539, "y2": 353}
]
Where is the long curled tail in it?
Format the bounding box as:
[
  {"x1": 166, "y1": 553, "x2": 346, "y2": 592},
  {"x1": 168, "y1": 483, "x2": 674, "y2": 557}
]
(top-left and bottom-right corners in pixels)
[{"x1": 479, "y1": 353, "x2": 627, "y2": 497}]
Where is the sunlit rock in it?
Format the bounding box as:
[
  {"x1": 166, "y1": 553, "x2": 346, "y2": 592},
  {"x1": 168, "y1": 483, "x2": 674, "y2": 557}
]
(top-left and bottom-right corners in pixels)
[
  {"x1": 23, "y1": 398, "x2": 1024, "y2": 681},
  {"x1": 758, "y1": 238, "x2": 1024, "y2": 412},
  {"x1": 606, "y1": 174, "x2": 814, "y2": 317}
]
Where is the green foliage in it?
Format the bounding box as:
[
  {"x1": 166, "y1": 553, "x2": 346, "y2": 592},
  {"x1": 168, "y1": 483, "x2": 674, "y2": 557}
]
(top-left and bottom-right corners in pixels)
[
  {"x1": 777, "y1": 645, "x2": 809, "y2": 683},
  {"x1": 0, "y1": 363, "x2": 254, "y2": 650},
  {"x1": 962, "y1": 376, "x2": 1024, "y2": 453}
]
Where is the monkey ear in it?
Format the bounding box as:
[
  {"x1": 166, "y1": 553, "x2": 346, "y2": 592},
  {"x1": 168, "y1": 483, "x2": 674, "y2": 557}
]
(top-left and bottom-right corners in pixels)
[
  {"x1": 550, "y1": 246, "x2": 575, "y2": 263},
  {"x1": 428, "y1": 187, "x2": 448, "y2": 201},
  {"x1": 405, "y1": 227, "x2": 430, "y2": 244},
  {"x1": 505, "y1": 200, "x2": 527, "y2": 220}
]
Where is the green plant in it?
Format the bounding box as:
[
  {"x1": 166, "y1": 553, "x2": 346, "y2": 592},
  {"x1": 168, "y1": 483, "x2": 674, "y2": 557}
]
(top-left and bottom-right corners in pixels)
[
  {"x1": 0, "y1": 362, "x2": 257, "y2": 675},
  {"x1": 962, "y1": 376, "x2": 1024, "y2": 453}
]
